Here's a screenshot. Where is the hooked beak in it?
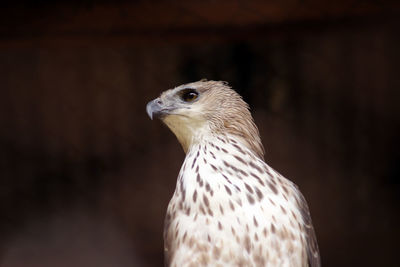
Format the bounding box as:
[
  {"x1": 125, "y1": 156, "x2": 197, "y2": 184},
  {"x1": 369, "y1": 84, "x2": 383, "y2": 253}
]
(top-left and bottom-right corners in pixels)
[{"x1": 146, "y1": 98, "x2": 165, "y2": 120}]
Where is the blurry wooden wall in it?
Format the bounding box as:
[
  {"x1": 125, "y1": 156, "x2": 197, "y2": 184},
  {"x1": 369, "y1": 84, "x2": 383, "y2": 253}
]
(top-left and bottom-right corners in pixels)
[{"x1": 0, "y1": 1, "x2": 399, "y2": 266}]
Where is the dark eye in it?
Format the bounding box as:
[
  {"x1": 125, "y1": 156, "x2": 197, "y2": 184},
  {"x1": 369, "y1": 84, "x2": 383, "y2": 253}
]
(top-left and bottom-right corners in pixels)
[{"x1": 181, "y1": 89, "x2": 199, "y2": 102}]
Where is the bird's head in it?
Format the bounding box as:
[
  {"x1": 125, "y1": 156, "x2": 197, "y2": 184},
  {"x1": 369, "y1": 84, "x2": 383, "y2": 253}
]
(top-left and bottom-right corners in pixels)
[{"x1": 146, "y1": 80, "x2": 264, "y2": 159}]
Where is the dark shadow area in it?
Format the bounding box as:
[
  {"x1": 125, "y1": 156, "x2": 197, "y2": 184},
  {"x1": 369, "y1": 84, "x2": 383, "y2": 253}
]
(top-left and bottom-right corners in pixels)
[{"x1": 0, "y1": 1, "x2": 399, "y2": 266}]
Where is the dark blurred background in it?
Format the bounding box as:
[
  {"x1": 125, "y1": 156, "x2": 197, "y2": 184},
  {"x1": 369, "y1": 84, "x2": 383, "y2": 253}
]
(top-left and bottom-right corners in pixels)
[{"x1": 0, "y1": 0, "x2": 399, "y2": 266}]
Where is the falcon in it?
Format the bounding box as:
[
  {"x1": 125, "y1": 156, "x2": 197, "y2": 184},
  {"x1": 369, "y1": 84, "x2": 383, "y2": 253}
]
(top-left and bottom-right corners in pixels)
[{"x1": 146, "y1": 80, "x2": 320, "y2": 267}]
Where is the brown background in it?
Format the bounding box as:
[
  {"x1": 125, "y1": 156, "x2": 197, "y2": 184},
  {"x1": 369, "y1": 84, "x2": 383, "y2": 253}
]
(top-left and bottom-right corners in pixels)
[{"x1": 0, "y1": 1, "x2": 399, "y2": 266}]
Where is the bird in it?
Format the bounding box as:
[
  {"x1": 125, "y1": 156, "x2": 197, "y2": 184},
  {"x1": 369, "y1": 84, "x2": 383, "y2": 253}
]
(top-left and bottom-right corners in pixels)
[{"x1": 146, "y1": 80, "x2": 320, "y2": 267}]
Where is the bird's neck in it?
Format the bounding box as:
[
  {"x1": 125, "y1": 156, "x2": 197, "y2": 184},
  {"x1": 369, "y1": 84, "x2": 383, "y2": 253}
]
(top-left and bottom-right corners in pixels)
[
  {"x1": 186, "y1": 133, "x2": 260, "y2": 160},
  {"x1": 162, "y1": 115, "x2": 209, "y2": 154}
]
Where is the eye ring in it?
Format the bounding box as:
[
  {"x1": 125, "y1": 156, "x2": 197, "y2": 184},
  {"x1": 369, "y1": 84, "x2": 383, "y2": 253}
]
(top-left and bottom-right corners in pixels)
[{"x1": 181, "y1": 89, "x2": 199, "y2": 102}]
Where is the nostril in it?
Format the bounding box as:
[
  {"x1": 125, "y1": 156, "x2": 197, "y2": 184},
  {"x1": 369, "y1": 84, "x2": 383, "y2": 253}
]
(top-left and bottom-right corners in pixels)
[{"x1": 157, "y1": 100, "x2": 162, "y2": 105}]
